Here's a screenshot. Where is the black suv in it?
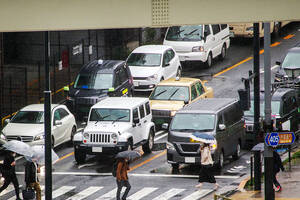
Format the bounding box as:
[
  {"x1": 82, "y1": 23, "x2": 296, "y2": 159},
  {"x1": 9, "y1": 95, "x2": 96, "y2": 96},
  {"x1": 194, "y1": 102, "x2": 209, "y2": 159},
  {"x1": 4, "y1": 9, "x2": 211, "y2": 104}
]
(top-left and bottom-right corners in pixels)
[
  {"x1": 244, "y1": 88, "x2": 299, "y2": 146},
  {"x1": 65, "y1": 59, "x2": 134, "y2": 120}
]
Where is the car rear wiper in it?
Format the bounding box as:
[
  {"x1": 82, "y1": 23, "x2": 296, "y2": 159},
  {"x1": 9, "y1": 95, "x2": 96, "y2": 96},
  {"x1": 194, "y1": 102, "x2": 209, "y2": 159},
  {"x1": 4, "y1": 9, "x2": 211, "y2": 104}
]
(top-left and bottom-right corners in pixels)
[
  {"x1": 168, "y1": 88, "x2": 179, "y2": 100},
  {"x1": 112, "y1": 116, "x2": 127, "y2": 124},
  {"x1": 153, "y1": 89, "x2": 167, "y2": 98}
]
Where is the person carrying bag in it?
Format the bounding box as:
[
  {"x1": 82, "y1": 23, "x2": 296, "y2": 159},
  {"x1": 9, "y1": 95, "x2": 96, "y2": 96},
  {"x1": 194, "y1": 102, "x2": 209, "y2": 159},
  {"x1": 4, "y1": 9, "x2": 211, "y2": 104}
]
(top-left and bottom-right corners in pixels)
[{"x1": 24, "y1": 160, "x2": 41, "y2": 200}]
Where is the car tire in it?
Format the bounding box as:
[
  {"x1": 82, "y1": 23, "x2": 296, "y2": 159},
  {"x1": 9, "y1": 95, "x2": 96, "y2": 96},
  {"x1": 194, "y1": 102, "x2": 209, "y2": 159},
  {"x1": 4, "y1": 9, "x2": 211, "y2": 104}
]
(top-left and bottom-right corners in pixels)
[
  {"x1": 142, "y1": 128, "x2": 154, "y2": 153},
  {"x1": 176, "y1": 67, "x2": 182, "y2": 77},
  {"x1": 219, "y1": 44, "x2": 226, "y2": 60},
  {"x1": 232, "y1": 142, "x2": 241, "y2": 160},
  {"x1": 205, "y1": 52, "x2": 212, "y2": 68},
  {"x1": 216, "y1": 150, "x2": 224, "y2": 169},
  {"x1": 74, "y1": 148, "x2": 86, "y2": 164},
  {"x1": 127, "y1": 139, "x2": 133, "y2": 151},
  {"x1": 51, "y1": 136, "x2": 55, "y2": 148},
  {"x1": 70, "y1": 126, "x2": 77, "y2": 142}
]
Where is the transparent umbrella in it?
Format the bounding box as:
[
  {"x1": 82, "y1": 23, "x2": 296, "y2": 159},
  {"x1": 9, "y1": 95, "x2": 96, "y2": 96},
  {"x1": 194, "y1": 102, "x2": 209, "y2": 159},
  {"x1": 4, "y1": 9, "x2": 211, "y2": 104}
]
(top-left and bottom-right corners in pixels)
[
  {"x1": 26, "y1": 145, "x2": 59, "y2": 165},
  {"x1": 3, "y1": 140, "x2": 34, "y2": 157},
  {"x1": 115, "y1": 150, "x2": 141, "y2": 161},
  {"x1": 190, "y1": 132, "x2": 216, "y2": 144}
]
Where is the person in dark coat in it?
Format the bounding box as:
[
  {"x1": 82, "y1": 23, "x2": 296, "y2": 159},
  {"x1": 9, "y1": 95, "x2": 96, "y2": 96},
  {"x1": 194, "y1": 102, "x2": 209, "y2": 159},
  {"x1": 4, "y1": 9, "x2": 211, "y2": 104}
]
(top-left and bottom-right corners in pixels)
[
  {"x1": 273, "y1": 150, "x2": 284, "y2": 192},
  {"x1": 25, "y1": 160, "x2": 41, "y2": 200},
  {"x1": 0, "y1": 151, "x2": 21, "y2": 200},
  {"x1": 116, "y1": 158, "x2": 131, "y2": 200}
]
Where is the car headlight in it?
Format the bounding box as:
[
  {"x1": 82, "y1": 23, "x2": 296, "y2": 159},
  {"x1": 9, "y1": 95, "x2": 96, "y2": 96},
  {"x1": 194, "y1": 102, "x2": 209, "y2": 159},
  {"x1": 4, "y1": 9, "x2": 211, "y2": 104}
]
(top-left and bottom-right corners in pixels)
[
  {"x1": 246, "y1": 27, "x2": 254, "y2": 31},
  {"x1": 170, "y1": 110, "x2": 177, "y2": 117},
  {"x1": 210, "y1": 142, "x2": 217, "y2": 151},
  {"x1": 166, "y1": 142, "x2": 175, "y2": 150},
  {"x1": 192, "y1": 46, "x2": 204, "y2": 52},
  {"x1": 147, "y1": 74, "x2": 158, "y2": 81},
  {"x1": 34, "y1": 133, "x2": 45, "y2": 141},
  {"x1": 111, "y1": 133, "x2": 118, "y2": 140},
  {"x1": 83, "y1": 132, "x2": 89, "y2": 139},
  {"x1": 0, "y1": 133, "x2": 6, "y2": 140}
]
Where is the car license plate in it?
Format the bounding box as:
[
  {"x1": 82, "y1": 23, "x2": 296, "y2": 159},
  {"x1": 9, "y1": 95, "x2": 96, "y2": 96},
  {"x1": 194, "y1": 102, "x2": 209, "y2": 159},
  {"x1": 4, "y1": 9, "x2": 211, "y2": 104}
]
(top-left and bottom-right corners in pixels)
[
  {"x1": 92, "y1": 147, "x2": 102, "y2": 152},
  {"x1": 133, "y1": 82, "x2": 139, "y2": 87},
  {"x1": 185, "y1": 157, "x2": 195, "y2": 163}
]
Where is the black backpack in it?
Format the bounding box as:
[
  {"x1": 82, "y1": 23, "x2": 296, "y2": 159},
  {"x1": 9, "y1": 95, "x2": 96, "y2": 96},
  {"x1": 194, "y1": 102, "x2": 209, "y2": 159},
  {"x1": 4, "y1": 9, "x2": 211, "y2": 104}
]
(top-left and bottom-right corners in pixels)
[{"x1": 112, "y1": 161, "x2": 118, "y2": 177}]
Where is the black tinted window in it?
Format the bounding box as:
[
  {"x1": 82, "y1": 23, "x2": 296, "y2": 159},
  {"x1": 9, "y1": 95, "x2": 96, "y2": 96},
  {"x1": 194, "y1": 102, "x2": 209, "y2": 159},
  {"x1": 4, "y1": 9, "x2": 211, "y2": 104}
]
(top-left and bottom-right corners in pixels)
[
  {"x1": 133, "y1": 108, "x2": 139, "y2": 119},
  {"x1": 221, "y1": 24, "x2": 228, "y2": 30},
  {"x1": 139, "y1": 105, "x2": 145, "y2": 118},
  {"x1": 58, "y1": 108, "x2": 69, "y2": 119},
  {"x1": 204, "y1": 25, "x2": 211, "y2": 36},
  {"x1": 119, "y1": 67, "x2": 128, "y2": 83},
  {"x1": 212, "y1": 24, "x2": 221, "y2": 35},
  {"x1": 224, "y1": 103, "x2": 243, "y2": 126},
  {"x1": 145, "y1": 102, "x2": 151, "y2": 115}
]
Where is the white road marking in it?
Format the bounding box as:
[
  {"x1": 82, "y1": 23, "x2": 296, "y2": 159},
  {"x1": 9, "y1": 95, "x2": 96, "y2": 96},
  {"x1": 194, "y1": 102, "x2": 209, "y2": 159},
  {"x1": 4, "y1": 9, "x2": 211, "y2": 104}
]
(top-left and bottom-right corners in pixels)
[
  {"x1": 66, "y1": 186, "x2": 102, "y2": 200},
  {"x1": 96, "y1": 187, "x2": 125, "y2": 200},
  {"x1": 42, "y1": 186, "x2": 76, "y2": 200},
  {"x1": 260, "y1": 65, "x2": 280, "y2": 73},
  {"x1": 153, "y1": 188, "x2": 185, "y2": 200},
  {"x1": 2, "y1": 185, "x2": 23, "y2": 198},
  {"x1": 78, "y1": 163, "x2": 98, "y2": 169},
  {"x1": 128, "y1": 187, "x2": 157, "y2": 200},
  {"x1": 234, "y1": 165, "x2": 246, "y2": 169},
  {"x1": 181, "y1": 189, "x2": 213, "y2": 200}
]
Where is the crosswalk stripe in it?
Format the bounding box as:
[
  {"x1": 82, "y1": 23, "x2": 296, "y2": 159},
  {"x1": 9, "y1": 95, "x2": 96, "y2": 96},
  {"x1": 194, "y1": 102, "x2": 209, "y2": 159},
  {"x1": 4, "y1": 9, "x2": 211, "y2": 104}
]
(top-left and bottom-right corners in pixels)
[
  {"x1": 96, "y1": 187, "x2": 125, "y2": 200},
  {"x1": 153, "y1": 188, "x2": 185, "y2": 200},
  {"x1": 7, "y1": 185, "x2": 44, "y2": 200},
  {"x1": 66, "y1": 186, "x2": 103, "y2": 200},
  {"x1": 0, "y1": 185, "x2": 22, "y2": 198},
  {"x1": 42, "y1": 186, "x2": 76, "y2": 200},
  {"x1": 127, "y1": 187, "x2": 157, "y2": 200},
  {"x1": 181, "y1": 189, "x2": 213, "y2": 200}
]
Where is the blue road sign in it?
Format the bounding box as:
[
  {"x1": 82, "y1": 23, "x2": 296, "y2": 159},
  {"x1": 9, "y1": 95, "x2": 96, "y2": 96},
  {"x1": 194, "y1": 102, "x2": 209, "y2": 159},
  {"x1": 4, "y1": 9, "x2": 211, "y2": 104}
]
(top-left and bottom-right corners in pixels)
[{"x1": 265, "y1": 132, "x2": 295, "y2": 146}]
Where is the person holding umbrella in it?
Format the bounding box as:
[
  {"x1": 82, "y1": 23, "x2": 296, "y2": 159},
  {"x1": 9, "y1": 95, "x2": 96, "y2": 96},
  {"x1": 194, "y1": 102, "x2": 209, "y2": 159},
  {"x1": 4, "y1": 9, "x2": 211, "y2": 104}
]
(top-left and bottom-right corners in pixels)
[{"x1": 0, "y1": 150, "x2": 21, "y2": 200}]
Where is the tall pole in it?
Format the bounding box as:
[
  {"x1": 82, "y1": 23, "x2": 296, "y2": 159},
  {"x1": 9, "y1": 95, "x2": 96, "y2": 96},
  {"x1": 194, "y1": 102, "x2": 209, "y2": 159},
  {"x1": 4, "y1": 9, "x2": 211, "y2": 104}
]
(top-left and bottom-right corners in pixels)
[
  {"x1": 44, "y1": 31, "x2": 52, "y2": 200},
  {"x1": 253, "y1": 23, "x2": 260, "y2": 147},
  {"x1": 264, "y1": 22, "x2": 274, "y2": 200}
]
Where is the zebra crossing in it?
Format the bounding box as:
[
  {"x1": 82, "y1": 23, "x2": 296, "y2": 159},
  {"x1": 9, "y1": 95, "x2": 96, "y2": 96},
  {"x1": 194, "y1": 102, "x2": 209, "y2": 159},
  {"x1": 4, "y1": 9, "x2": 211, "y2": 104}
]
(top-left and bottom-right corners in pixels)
[{"x1": 0, "y1": 184, "x2": 215, "y2": 200}]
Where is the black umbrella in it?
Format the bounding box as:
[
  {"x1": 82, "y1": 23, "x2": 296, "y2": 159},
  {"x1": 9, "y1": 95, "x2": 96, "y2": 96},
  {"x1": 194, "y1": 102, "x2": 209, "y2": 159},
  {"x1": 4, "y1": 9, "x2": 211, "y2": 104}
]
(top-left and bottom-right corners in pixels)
[{"x1": 115, "y1": 150, "x2": 141, "y2": 160}]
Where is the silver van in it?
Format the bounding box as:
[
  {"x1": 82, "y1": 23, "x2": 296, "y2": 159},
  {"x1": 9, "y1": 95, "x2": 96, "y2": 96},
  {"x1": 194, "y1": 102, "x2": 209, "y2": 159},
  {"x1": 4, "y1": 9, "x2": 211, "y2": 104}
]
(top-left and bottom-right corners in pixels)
[{"x1": 164, "y1": 98, "x2": 245, "y2": 169}]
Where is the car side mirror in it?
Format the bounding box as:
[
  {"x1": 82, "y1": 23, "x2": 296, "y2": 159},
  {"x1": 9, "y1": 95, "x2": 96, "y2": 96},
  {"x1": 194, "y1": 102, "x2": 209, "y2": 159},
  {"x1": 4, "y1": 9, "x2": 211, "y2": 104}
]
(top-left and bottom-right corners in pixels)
[
  {"x1": 4, "y1": 119, "x2": 10, "y2": 124},
  {"x1": 133, "y1": 117, "x2": 140, "y2": 124},
  {"x1": 276, "y1": 61, "x2": 281, "y2": 66},
  {"x1": 161, "y1": 123, "x2": 169, "y2": 130},
  {"x1": 54, "y1": 120, "x2": 63, "y2": 126},
  {"x1": 218, "y1": 124, "x2": 226, "y2": 131}
]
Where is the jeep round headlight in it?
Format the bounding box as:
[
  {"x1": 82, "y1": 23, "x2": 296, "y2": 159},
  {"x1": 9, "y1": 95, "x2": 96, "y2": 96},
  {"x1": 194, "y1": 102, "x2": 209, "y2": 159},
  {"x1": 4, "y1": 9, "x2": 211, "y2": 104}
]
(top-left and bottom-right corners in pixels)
[
  {"x1": 111, "y1": 133, "x2": 117, "y2": 140},
  {"x1": 83, "y1": 132, "x2": 89, "y2": 139}
]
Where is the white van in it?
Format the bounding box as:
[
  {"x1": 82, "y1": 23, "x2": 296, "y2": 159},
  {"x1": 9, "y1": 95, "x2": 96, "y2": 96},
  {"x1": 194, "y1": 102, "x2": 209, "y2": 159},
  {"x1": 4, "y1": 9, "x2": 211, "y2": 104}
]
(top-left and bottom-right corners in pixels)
[{"x1": 163, "y1": 24, "x2": 230, "y2": 68}]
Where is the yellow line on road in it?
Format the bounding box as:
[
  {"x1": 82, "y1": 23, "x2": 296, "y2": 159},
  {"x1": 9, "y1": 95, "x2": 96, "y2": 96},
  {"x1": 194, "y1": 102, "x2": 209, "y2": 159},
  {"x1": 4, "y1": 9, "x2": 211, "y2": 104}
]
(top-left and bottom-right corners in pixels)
[
  {"x1": 283, "y1": 34, "x2": 295, "y2": 39},
  {"x1": 271, "y1": 42, "x2": 281, "y2": 47},
  {"x1": 58, "y1": 152, "x2": 74, "y2": 162}
]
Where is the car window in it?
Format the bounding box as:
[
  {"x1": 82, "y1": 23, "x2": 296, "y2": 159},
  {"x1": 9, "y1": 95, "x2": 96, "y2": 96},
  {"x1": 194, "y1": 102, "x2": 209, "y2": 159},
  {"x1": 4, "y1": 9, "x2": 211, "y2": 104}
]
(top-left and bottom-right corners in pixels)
[
  {"x1": 224, "y1": 103, "x2": 242, "y2": 127},
  {"x1": 139, "y1": 105, "x2": 145, "y2": 119},
  {"x1": 10, "y1": 111, "x2": 44, "y2": 124},
  {"x1": 204, "y1": 25, "x2": 211, "y2": 36},
  {"x1": 58, "y1": 108, "x2": 69, "y2": 119},
  {"x1": 191, "y1": 85, "x2": 198, "y2": 100},
  {"x1": 149, "y1": 86, "x2": 189, "y2": 101},
  {"x1": 165, "y1": 25, "x2": 203, "y2": 41},
  {"x1": 90, "y1": 108, "x2": 130, "y2": 122},
  {"x1": 53, "y1": 110, "x2": 61, "y2": 122},
  {"x1": 114, "y1": 70, "x2": 121, "y2": 87},
  {"x1": 119, "y1": 67, "x2": 128, "y2": 83},
  {"x1": 195, "y1": 81, "x2": 205, "y2": 96},
  {"x1": 127, "y1": 53, "x2": 161, "y2": 67},
  {"x1": 163, "y1": 51, "x2": 171, "y2": 66},
  {"x1": 133, "y1": 108, "x2": 139, "y2": 119},
  {"x1": 283, "y1": 96, "x2": 298, "y2": 115},
  {"x1": 145, "y1": 102, "x2": 151, "y2": 115},
  {"x1": 168, "y1": 49, "x2": 175, "y2": 60},
  {"x1": 220, "y1": 24, "x2": 228, "y2": 30},
  {"x1": 212, "y1": 24, "x2": 221, "y2": 35},
  {"x1": 217, "y1": 113, "x2": 224, "y2": 129}
]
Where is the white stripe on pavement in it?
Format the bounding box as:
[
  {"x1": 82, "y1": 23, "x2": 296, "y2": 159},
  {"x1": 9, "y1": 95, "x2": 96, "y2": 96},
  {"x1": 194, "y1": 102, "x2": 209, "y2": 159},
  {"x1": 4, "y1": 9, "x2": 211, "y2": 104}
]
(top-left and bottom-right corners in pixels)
[
  {"x1": 153, "y1": 188, "x2": 185, "y2": 200},
  {"x1": 181, "y1": 189, "x2": 213, "y2": 200},
  {"x1": 128, "y1": 187, "x2": 157, "y2": 200},
  {"x1": 66, "y1": 186, "x2": 102, "y2": 200},
  {"x1": 96, "y1": 187, "x2": 125, "y2": 200},
  {"x1": 42, "y1": 186, "x2": 76, "y2": 200}
]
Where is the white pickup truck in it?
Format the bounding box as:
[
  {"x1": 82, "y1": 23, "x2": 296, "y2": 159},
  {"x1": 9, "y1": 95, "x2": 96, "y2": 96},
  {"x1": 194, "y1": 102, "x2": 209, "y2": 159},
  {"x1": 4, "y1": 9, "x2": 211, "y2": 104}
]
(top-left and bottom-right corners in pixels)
[{"x1": 73, "y1": 97, "x2": 156, "y2": 163}]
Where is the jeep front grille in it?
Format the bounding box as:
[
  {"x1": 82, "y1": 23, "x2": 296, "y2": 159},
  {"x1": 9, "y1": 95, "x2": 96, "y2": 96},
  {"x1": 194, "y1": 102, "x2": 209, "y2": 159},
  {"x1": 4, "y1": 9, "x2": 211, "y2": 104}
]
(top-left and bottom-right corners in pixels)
[
  {"x1": 152, "y1": 109, "x2": 171, "y2": 117},
  {"x1": 89, "y1": 133, "x2": 111, "y2": 143}
]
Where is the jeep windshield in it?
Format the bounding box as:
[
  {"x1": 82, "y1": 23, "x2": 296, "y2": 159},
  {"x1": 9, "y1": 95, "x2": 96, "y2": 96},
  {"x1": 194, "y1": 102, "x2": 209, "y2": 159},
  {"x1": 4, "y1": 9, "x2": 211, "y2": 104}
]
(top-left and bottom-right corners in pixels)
[
  {"x1": 89, "y1": 108, "x2": 130, "y2": 122},
  {"x1": 74, "y1": 73, "x2": 113, "y2": 89},
  {"x1": 165, "y1": 25, "x2": 203, "y2": 41},
  {"x1": 127, "y1": 53, "x2": 161, "y2": 67},
  {"x1": 244, "y1": 100, "x2": 280, "y2": 117},
  {"x1": 10, "y1": 111, "x2": 44, "y2": 124},
  {"x1": 170, "y1": 113, "x2": 215, "y2": 132},
  {"x1": 149, "y1": 86, "x2": 189, "y2": 101}
]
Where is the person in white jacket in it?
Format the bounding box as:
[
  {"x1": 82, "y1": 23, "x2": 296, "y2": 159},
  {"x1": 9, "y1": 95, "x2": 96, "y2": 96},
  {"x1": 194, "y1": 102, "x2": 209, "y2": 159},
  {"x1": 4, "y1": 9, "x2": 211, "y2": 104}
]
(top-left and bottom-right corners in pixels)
[{"x1": 195, "y1": 143, "x2": 219, "y2": 190}]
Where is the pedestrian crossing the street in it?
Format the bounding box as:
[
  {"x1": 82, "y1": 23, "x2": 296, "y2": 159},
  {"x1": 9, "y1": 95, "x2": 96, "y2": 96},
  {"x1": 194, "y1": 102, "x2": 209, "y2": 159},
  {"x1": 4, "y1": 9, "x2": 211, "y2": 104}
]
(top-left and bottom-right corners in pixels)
[{"x1": 0, "y1": 184, "x2": 215, "y2": 200}]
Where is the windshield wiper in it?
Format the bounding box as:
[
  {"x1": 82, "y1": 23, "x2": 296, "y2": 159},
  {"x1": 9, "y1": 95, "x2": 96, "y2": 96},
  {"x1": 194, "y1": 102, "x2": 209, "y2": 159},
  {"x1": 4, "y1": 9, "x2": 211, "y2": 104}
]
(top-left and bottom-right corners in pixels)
[
  {"x1": 172, "y1": 128, "x2": 197, "y2": 132},
  {"x1": 153, "y1": 89, "x2": 167, "y2": 98},
  {"x1": 184, "y1": 29, "x2": 198, "y2": 36},
  {"x1": 168, "y1": 88, "x2": 179, "y2": 100},
  {"x1": 95, "y1": 113, "x2": 110, "y2": 124},
  {"x1": 112, "y1": 116, "x2": 127, "y2": 124}
]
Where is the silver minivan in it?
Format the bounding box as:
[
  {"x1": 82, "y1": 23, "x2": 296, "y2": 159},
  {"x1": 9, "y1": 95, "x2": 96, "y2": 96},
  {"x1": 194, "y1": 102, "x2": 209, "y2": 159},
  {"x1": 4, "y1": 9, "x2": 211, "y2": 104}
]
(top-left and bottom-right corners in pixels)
[{"x1": 164, "y1": 98, "x2": 245, "y2": 169}]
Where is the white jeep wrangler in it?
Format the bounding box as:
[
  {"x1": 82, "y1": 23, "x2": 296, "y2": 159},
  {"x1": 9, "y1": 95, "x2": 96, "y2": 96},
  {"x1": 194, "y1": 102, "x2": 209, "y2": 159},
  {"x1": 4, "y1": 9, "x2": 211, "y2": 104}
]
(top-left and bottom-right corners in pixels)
[{"x1": 73, "y1": 97, "x2": 155, "y2": 163}]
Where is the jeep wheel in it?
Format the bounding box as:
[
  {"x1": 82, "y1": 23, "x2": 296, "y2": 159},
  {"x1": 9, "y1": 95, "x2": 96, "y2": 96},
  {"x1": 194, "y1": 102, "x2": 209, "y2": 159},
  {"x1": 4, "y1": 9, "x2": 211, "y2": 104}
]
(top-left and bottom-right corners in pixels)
[
  {"x1": 142, "y1": 129, "x2": 154, "y2": 153},
  {"x1": 218, "y1": 44, "x2": 226, "y2": 60},
  {"x1": 74, "y1": 149, "x2": 86, "y2": 164},
  {"x1": 232, "y1": 142, "x2": 241, "y2": 160}
]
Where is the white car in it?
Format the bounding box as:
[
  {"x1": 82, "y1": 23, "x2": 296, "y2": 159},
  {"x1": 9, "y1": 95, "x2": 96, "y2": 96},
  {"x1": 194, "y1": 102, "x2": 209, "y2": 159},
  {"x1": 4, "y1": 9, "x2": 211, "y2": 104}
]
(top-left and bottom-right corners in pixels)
[
  {"x1": 163, "y1": 24, "x2": 230, "y2": 68},
  {"x1": 73, "y1": 97, "x2": 155, "y2": 163},
  {"x1": 1, "y1": 104, "x2": 77, "y2": 147},
  {"x1": 126, "y1": 45, "x2": 182, "y2": 91}
]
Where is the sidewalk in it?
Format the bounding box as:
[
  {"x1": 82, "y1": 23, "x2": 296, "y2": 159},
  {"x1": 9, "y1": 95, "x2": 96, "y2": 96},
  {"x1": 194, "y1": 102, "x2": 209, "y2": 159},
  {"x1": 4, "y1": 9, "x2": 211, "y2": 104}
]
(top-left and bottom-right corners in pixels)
[{"x1": 229, "y1": 149, "x2": 300, "y2": 200}]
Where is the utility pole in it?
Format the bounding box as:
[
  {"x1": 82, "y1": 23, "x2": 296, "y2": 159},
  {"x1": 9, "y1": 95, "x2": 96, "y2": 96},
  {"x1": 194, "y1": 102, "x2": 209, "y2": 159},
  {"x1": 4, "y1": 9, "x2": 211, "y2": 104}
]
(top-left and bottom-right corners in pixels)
[
  {"x1": 253, "y1": 23, "x2": 260, "y2": 146},
  {"x1": 264, "y1": 22, "x2": 274, "y2": 200},
  {"x1": 44, "y1": 31, "x2": 52, "y2": 200}
]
